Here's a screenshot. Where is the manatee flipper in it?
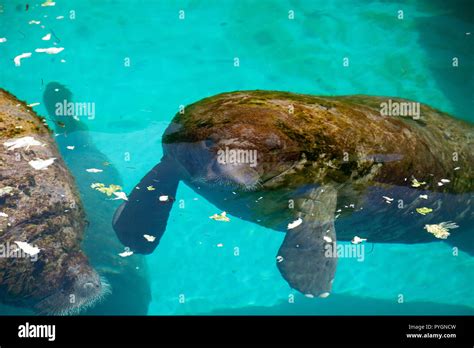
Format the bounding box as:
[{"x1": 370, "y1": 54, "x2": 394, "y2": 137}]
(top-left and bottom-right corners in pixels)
[
  {"x1": 276, "y1": 185, "x2": 338, "y2": 297},
  {"x1": 112, "y1": 156, "x2": 180, "y2": 254}
]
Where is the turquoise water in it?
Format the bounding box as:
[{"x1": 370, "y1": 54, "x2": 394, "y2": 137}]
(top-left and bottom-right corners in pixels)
[{"x1": 0, "y1": 0, "x2": 473, "y2": 315}]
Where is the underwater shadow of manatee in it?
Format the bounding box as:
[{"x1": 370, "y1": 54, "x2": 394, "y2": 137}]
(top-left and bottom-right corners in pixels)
[
  {"x1": 43, "y1": 82, "x2": 151, "y2": 315},
  {"x1": 201, "y1": 293, "x2": 474, "y2": 315}
]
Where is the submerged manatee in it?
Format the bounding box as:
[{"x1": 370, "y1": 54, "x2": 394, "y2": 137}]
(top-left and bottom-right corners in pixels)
[
  {"x1": 113, "y1": 91, "x2": 473, "y2": 297},
  {"x1": 0, "y1": 89, "x2": 108, "y2": 314},
  {"x1": 42, "y1": 82, "x2": 151, "y2": 314}
]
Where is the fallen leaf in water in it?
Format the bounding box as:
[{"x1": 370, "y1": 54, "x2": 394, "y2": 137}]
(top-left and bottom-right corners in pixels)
[
  {"x1": 4, "y1": 136, "x2": 42, "y2": 150},
  {"x1": 323, "y1": 236, "x2": 333, "y2": 243},
  {"x1": 351, "y1": 236, "x2": 367, "y2": 244},
  {"x1": 143, "y1": 234, "x2": 156, "y2": 242},
  {"x1": 411, "y1": 178, "x2": 426, "y2": 188},
  {"x1": 14, "y1": 241, "x2": 40, "y2": 256},
  {"x1": 86, "y1": 168, "x2": 103, "y2": 173},
  {"x1": 210, "y1": 211, "x2": 230, "y2": 222},
  {"x1": 14, "y1": 52, "x2": 32, "y2": 66},
  {"x1": 146, "y1": 185, "x2": 155, "y2": 191},
  {"x1": 287, "y1": 217, "x2": 302, "y2": 229},
  {"x1": 41, "y1": 0, "x2": 55, "y2": 7},
  {"x1": 118, "y1": 249, "x2": 133, "y2": 257},
  {"x1": 35, "y1": 47, "x2": 64, "y2": 54},
  {"x1": 29, "y1": 158, "x2": 56, "y2": 170},
  {"x1": 91, "y1": 183, "x2": 122, "y2": 196},
  {"x1": 112, "y1": 191, "x2": 128, "y2": 201},
  {"x1": 416, "y1": 207, "x2": 433, "y2": 215},
  {"x1": 424, "y1": 222, "x2": 459, "y2": 239}
]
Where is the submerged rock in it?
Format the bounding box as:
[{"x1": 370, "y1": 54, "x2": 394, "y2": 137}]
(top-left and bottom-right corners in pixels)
[{"x1": 0, "y1": 89, "x2": 108, "y2": 314}]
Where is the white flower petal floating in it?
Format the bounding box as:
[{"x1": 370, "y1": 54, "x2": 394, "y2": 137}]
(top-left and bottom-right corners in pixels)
[
  {"x1": 27, "y1": 102, "x2": 40, "y2": 107},
  {"x1": 158, "y1": 195, "x2": 169, "y2": 202},
  {"x1": 319, "y1": 292, "x2": 330, "y2": 298},
  {"x1": 118, "y1": 250, "x2": 133, "y2": 257},
  {"x1": 351, "y1": 236, "x2": 367, "y2": 245},
  {"x1": 112, "y1": 191, "x2": 128, "y2": 201},
  {"x1": 0, "y1": 38, "x2": 6, "y2": 43},
  {"x1": 56, "y1": 16, "x2": 64, "y2": 20},
  {"x1": 14, "y1": 52, "x2": 32, "y2": 67},
  {"x1": 14, "y1": 241, "x2": 41, "y2": 256},
  {"x1": 323, "y1": 236, "x2": 333, "y2": 243},
  {"x1": 287, "y1": 217, "x2": 302, "y2": 230},
  {"x1": 66, "y1": 146, "x2": 75, "y2": 150},
  {"x1": 216, "y1": 243, "x2": 224, "y2": 248},
  {"x1": 86, "y1": 168, "x2": 103, "y2": 173},
  {"x1": 4, "y1": 136, "x2": 42, "y2": 150},
  {"x1": 35, "y1": 47, "x2": 64, "y2": 54},
  {"x1": 382, "y1": 196, "x2": 393, "y2": 203},
  {"x1": 419, "y1": 194, "x2": 428, "y2": 199},
  {"x1": 440, "y1": 179, "x2": 450, "y2": 183},
  {"x1": 28, "y1": 158, "x2": 56, "y2": 170},
  {"x1": 29, "y1": 20, "x2": 41, "y2": 25},
  {"x1": 276, "y1": 255, "x2": 284, "y2": 263},
  {"x1": 143, "y1": 234, "x2": 156, "y2": 242},
  {"x1": 42, "y1": 33, "x2": 51, "y2": 41}
]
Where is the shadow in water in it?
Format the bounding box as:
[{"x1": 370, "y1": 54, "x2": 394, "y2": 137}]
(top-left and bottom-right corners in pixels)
[{"x1": 42, "y1": 82, "x2": 151, "y2": 315}]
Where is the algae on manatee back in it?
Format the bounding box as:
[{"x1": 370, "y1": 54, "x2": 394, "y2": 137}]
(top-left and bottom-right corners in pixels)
[{"x1": 0, "y1": 88, "x2": 107, "y2": 315}]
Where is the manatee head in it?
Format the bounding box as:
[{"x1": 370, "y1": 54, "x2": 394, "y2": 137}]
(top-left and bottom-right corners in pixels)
[
  {"x1": 33, "y1": 252, "x2": 110, "y2": 315},
  {"x1": 162, "y1": 118, "x2": 298, "y2": 191}
]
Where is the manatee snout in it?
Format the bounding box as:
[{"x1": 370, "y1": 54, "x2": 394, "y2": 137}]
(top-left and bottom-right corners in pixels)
[{"x1": 34, "y1": 253, "x2": 110, "y2": 315}]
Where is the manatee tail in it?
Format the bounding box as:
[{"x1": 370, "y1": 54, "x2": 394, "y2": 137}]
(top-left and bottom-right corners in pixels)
[
  {"x1": 277, "y1": 185, "x2": 337, "y2": 297},
  {"x1": 112, "y1": 156, "x2": 181, "y2": 254}
]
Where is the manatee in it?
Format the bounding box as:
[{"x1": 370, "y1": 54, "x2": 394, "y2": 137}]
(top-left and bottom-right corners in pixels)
[
  {"x1": 42, "y1": 82, "x2": 151, "y2": 314},
  {"x1": 113, "y1": 90, "x2": 473, "y2": 297},
  {"x1": 0, "y1": 89, "x2": 108, "y2": 314}
]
